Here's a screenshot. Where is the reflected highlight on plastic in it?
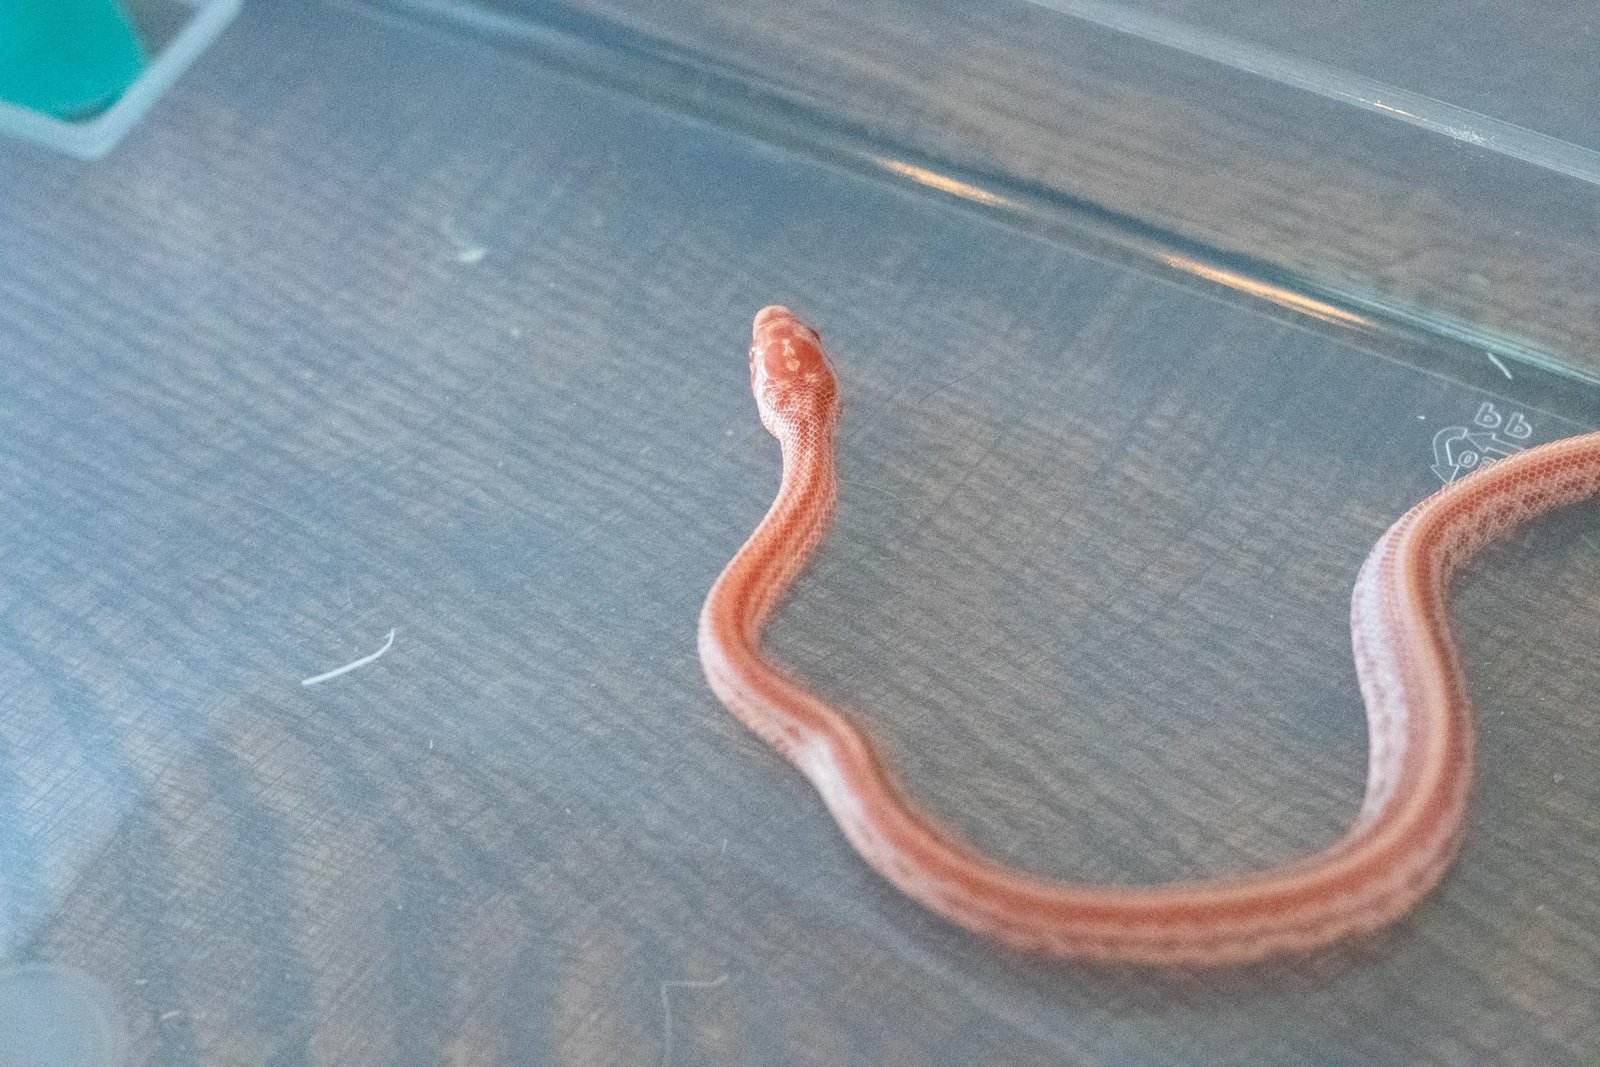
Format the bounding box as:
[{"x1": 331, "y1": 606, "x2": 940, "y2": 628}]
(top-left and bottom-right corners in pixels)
[
  {"x1": 1158, "y1": 251, "x2": 1371, "y2": 328},
  {"x1": 874, "y1": 158, "x2": 1014, "y2": 208}
]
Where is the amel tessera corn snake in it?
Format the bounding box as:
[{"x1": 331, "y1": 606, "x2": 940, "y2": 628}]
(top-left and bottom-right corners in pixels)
[{"x1": 698, "y1": 306, "x2": 1600, "y2": 965}]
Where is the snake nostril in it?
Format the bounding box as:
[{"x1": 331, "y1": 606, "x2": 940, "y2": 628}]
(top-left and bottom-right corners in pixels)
[
  {"x1": 752, "y1": 305, "x2": 822, "y2": 352},
  {"x1": 754, "y1": 305, "x2": 798, "y2": 331}
]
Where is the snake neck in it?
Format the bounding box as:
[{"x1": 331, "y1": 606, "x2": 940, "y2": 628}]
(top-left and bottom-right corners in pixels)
[{"x1": 702, "y1": 417, "x2": 839, "y2": 659}]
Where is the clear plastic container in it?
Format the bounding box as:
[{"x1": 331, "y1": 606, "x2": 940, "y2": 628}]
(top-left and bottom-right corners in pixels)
[{"x1": 0, "y1": 1, "x2": 1596, "y2": 1064}]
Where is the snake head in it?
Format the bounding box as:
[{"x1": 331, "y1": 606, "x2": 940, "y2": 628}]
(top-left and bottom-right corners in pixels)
[{"x1": 749, "y1": 306, "x2": 839, "y2": 436}]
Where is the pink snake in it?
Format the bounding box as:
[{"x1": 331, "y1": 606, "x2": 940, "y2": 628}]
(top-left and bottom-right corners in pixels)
[{"x1": 698, "y1": 305, "x2": 1600, "y2": 965}]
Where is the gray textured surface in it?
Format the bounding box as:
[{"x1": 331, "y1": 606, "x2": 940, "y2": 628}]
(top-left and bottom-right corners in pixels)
[
  {"x1": 1117, "y1": 0, "x2": 1600, "y2": 149},
  {"x1": 524, "y1": 0, "x2": 1600, "y2": 373},
  {"x1": 1, "y1": 1, "x2": 1598, "y2": 1064}
]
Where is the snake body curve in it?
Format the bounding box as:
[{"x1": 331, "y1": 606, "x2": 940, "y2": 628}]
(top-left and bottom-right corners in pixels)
[{"x1": 698, "y1": 305, "x2": 1600, "y2": 964}]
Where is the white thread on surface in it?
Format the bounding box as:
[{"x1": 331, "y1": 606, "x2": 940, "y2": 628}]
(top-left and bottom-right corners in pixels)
[{"x1": 301, "y1": 629, "x2": 397, "y2": 687}]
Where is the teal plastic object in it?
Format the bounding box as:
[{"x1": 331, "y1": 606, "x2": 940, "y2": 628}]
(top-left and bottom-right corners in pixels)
[
  {"x1": 0, "y1": 0, "x2": 146, "y2": 119},
  {"x1": 0, "y1": 0, "x2": 241, "y2": 158}
]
